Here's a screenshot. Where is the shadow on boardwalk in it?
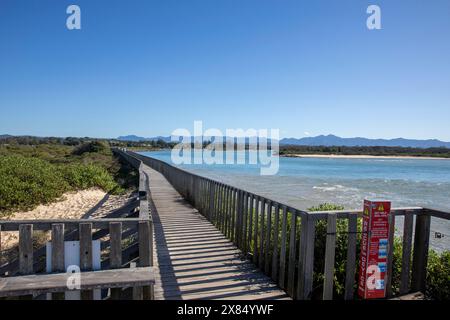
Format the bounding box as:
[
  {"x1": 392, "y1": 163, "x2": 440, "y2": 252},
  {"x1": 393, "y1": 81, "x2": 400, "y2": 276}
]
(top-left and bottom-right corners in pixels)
[{"x1": 145, "y1": 165, "x2": 290, "y2": 300}]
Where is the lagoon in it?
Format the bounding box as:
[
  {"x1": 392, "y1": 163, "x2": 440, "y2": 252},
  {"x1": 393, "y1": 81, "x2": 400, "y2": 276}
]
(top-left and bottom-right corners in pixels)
[{"x1": 139, "y1": 150, "x2": 450, "y2": 251}]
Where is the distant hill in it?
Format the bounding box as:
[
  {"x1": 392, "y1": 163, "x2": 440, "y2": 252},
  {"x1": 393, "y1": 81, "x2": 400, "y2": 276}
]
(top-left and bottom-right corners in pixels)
[
  {"x1": 117, "y1": 134, "x2": 450, "y2": 148},
  {"x1": 0, "y1": 134, "x2": 12, "y2": 139},
  {"x1": 280, "y1": 134, "x2": 450, "y2": 148},
  {"x1": 117, "y1": 135, "x2": 171, "y2": 142}
]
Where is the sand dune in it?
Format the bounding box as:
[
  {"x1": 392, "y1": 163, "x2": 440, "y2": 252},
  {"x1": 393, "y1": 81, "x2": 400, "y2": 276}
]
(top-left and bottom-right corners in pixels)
[{"x1": 0, "y1": 188, "x2": 133, "y2": 252}]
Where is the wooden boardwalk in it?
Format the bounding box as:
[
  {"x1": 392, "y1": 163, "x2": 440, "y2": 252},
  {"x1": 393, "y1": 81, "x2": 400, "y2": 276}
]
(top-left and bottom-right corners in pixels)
[{"x1": 143, "y1": 165, "x2": 290, "y2": 300}]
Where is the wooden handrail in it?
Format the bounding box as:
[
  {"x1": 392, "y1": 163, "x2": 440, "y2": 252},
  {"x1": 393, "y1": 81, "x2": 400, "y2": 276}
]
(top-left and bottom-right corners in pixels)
[
  {"x1": 0, "y1": 218, "x2": 143, "y2": 231},
  {"x1": 113, "y1": 148, "x2": 450, "y2": 301},
  {"x1": 0, "y1": 267, "x2": 155, "y2": 298}
]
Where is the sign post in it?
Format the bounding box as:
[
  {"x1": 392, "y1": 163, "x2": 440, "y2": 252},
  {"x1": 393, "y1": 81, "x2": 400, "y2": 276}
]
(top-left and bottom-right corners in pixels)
[{"x1": 358, "y1": 199, "x2": 391, "y2": 299}]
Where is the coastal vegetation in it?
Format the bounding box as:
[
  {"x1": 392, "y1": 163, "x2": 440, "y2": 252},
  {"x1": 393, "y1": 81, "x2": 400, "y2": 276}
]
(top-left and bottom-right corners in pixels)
[
  {"x1": 0, "y1": 135, "x2": 172, "y2": 151},
  {"x1": 0, "y1": 141, "x2": 138, "y2": 216},
  {"x1": 2, "y1": 135, "x2": 449, "y2": 157},
  {"x1": 308, "y1": 203, "x2": 450, "y2": 300}
]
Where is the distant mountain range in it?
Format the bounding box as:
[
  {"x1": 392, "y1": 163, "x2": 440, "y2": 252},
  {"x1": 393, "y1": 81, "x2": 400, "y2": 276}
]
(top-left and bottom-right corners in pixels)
[
  {"x1": 117, "y1": 134, "x2": 450, "y2": 148},
  {"x1": 117, "y1": 135, "x2": 172, "y2": 143},
  {"x1": 279, "y1": 134, "x2": 450, "y2": 148},
  {"x1": 2, "y1": 133, "x2": 448, "y2": 148}
]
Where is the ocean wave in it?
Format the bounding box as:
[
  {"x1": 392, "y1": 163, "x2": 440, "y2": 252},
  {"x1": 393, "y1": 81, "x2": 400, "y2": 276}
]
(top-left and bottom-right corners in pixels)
[{"x1": 313, "y1": 184, "x2": 358, "y2": 192}]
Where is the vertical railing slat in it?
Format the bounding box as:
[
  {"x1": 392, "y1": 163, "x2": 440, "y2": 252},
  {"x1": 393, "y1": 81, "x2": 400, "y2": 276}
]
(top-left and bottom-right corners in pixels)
[
  {"x1": 400, "y1": 213, "x2": 414, "y2": 295},
  {"x1": 19, "y1": 224, "x2": 33, "y2": 275},
  {"x1": 298, "y1": 216, "x2": 315, "y2": 300},
  {"x1": 242, "y1": 192, "x2": 248, "y2": 254},
  {"x1": 51, "y1": 223, "x2": 65, "y2": 300},
  {"x1": 287, "y1": 211, "x2": 297, "y2": 298},
  {"x1": 264, "y1": 201, "x2": 272, "y2": 274},
  {"x1": 271, "y1": 204, "x2": 280, "y2": 281},
  {"x1": 323, "y1": 214, "x2": 337, "y2": 300},
  {"x1": 278, "y1": 206, "x2": 288, "y2": 289},
  {"x1": 110, "y1": 222, "x2": 123, "y2": 300},
  {"x1": 51, "y1": 223, "x2": 65, "y2": 272},
  {"x1": 231, "y1": 189, "x2": 237, "y2": 242},
  {"x1": 344, "y1": 214, "x2": 358, "y2": 300},
  {"x1": 411, "y1": 212, "x2": 431, "y2": 293},
  {"x1": 253, "y1": 197, "x2": 260, "y2": 264},
  {"x1": 79, "y1": 222, "x2": 93, "y2": 300},
  {"x1": 248, "y1": 194, "x2": 254, "y2": 256},
  {"x1": 258, "y1": 199, "x2": 266, "y2": 270},
  {"x1": 138, "y1": 220, "x2": 153, "y2": 300},
  {"x1": 386, "y1": 213, "x2": 396, "y2": 297}
]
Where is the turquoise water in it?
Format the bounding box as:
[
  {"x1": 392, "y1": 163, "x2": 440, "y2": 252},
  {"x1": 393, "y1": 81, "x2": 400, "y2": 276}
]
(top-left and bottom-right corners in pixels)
[
  {"x1": 140, "y1": 150, "x2": 450, "y2": 251},
  {"x1": 141, "y1": 150, "x2": 450, "y2": 210}
]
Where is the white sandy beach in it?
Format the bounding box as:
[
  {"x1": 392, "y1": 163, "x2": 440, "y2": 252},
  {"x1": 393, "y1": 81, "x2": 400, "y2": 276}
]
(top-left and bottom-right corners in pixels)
[{"x1": 282, "y1": 154, "x2": 450, "y2": 160}]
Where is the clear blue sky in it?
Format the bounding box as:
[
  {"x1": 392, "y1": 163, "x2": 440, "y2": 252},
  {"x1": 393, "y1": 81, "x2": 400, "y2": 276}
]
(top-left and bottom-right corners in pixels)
[{"x1": 1, "y1": 0, "x2": 449, "y2": 140}]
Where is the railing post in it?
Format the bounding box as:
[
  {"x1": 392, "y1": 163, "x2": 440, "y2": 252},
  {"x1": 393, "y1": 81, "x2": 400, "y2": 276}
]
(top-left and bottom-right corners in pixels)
[
  {"x1": 209, "y1": 182, "x2": 215, "y2": 222},
  {"x1": 323, "y1": 213, "x2": 337, "y2": 300},
  {"x1": 237, "y1": 190, "x2": 244, "y2": 248},
  {"x1": 19, "y1": 224, "x2": 33, "y2": 275},
  {"x1": 253, "y1": 197, "x2": 260, "y2": 265},
  {"x1": 79, "y1": 222, "x2": 93, "y2": 300},
  {"x1": 411, "y1": 211, "x2": 431, "y2": 293},
  {"x1": 271, "y1": 203, "x2": 280, "y2": 281},
  {"x1": 258, "y1": 199, "x2": 266, "y2": 269},
  {"x1": 264, "y1": 201, "x2": 272, "y2": 274},
  {"x1": 400, "y1": 212, "x2": 414, "y2": 294},
  {"x1": 109, "y1": 222, "x2": 123, "y2": 300},
  {"x1": 138, "y1": 220, "x2": 154, "y2": 300},
  {"x1": 51, "y1": 223, "x2": 65, "y2": 300},
  {"x1": 386, "y1": 212, "x2": 396, "y2": 297},
  {"x1": 297, "y1": 214, "x2": 315, "y2": 300},
  {"x1": 248, "y1": 195, "x2": 254, "y2": 257},
  {"x1": 287, "y1": 210, "x2": 297, "y2": 298},
  {"x1": 231, "y1": 189, "x2": 237, "y2": 242},
  {"x1": 344, "y1": 214, "x2": 358, "y2": 300},
  {"x1": 242, "y1": 192, "x2": 249, "y2": 253}
]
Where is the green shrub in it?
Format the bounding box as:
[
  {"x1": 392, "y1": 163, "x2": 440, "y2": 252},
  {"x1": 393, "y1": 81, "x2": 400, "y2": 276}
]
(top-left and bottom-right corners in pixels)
[
  {"x1": 308, "y1": 203, "x2": 344, "y2": 212},
  {"x1": 61, "y1": 164, "x2": 122, "y2": 194},
  {"x1": 0, "y1": 156, "x2": 69, "y2": 214},
  {"x1": 72, "y1": 141, "x2": 108, "y2": 156},
  {"x1": 0, "y1": 154, "x2": 123, "y2": 215},
  {"x1": 426, "y1": 250, "x2": 450, "y2": 300}
]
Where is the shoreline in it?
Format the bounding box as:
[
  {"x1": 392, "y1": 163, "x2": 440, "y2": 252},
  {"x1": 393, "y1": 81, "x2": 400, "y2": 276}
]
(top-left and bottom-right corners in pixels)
[{"x1": 281, "y1": 154, "x2": 450, "y2": 160}]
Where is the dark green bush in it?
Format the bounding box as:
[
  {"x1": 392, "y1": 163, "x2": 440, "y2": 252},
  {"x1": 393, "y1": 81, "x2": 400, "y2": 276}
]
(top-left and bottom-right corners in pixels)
[
  {"x1": 0, "y1": 156, "x2": 69, "y2": 214},
  {"x1": 308, "y1": 203, "x2": 344, "y2": 212},
  {"x1": 426, "y1": 250, "x2": 450, "y2": 300},
  {"x1": 72, "y1": 141, "x2": 108, "y2": 156},
  {"x1": 0, "y1": 155, "x2": 123, "y2": 215},
  {"x1": 61, "y1": 163, "x2": 122, "y2": 194}
]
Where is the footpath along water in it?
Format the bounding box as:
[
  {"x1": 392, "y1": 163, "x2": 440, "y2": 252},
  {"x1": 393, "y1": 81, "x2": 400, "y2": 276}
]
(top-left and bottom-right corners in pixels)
[{"x1": 140, "y1": 151, "x2": 450, "y2": 252}]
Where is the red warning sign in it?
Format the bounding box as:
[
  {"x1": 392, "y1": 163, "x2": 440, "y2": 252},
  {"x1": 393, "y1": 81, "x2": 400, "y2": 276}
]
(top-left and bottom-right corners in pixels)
[{"x1": 358, "y1": 200, "x2": 391, "y2": 299}]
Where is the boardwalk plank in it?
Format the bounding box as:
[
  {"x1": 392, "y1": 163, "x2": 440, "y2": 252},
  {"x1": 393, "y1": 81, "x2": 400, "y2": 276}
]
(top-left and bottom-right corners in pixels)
[{"x1": 142, "y1": 165, "x2": 289, "y2": 300}]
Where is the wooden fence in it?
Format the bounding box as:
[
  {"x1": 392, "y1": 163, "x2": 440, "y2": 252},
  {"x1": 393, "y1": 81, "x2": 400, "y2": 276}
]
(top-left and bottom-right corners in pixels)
[
  {"x1": 0, "y1": 152, "x2": 154, "y2": 300},
  {"x1": 115, "y1": 149, "x2": 450, "y2": 300}
]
